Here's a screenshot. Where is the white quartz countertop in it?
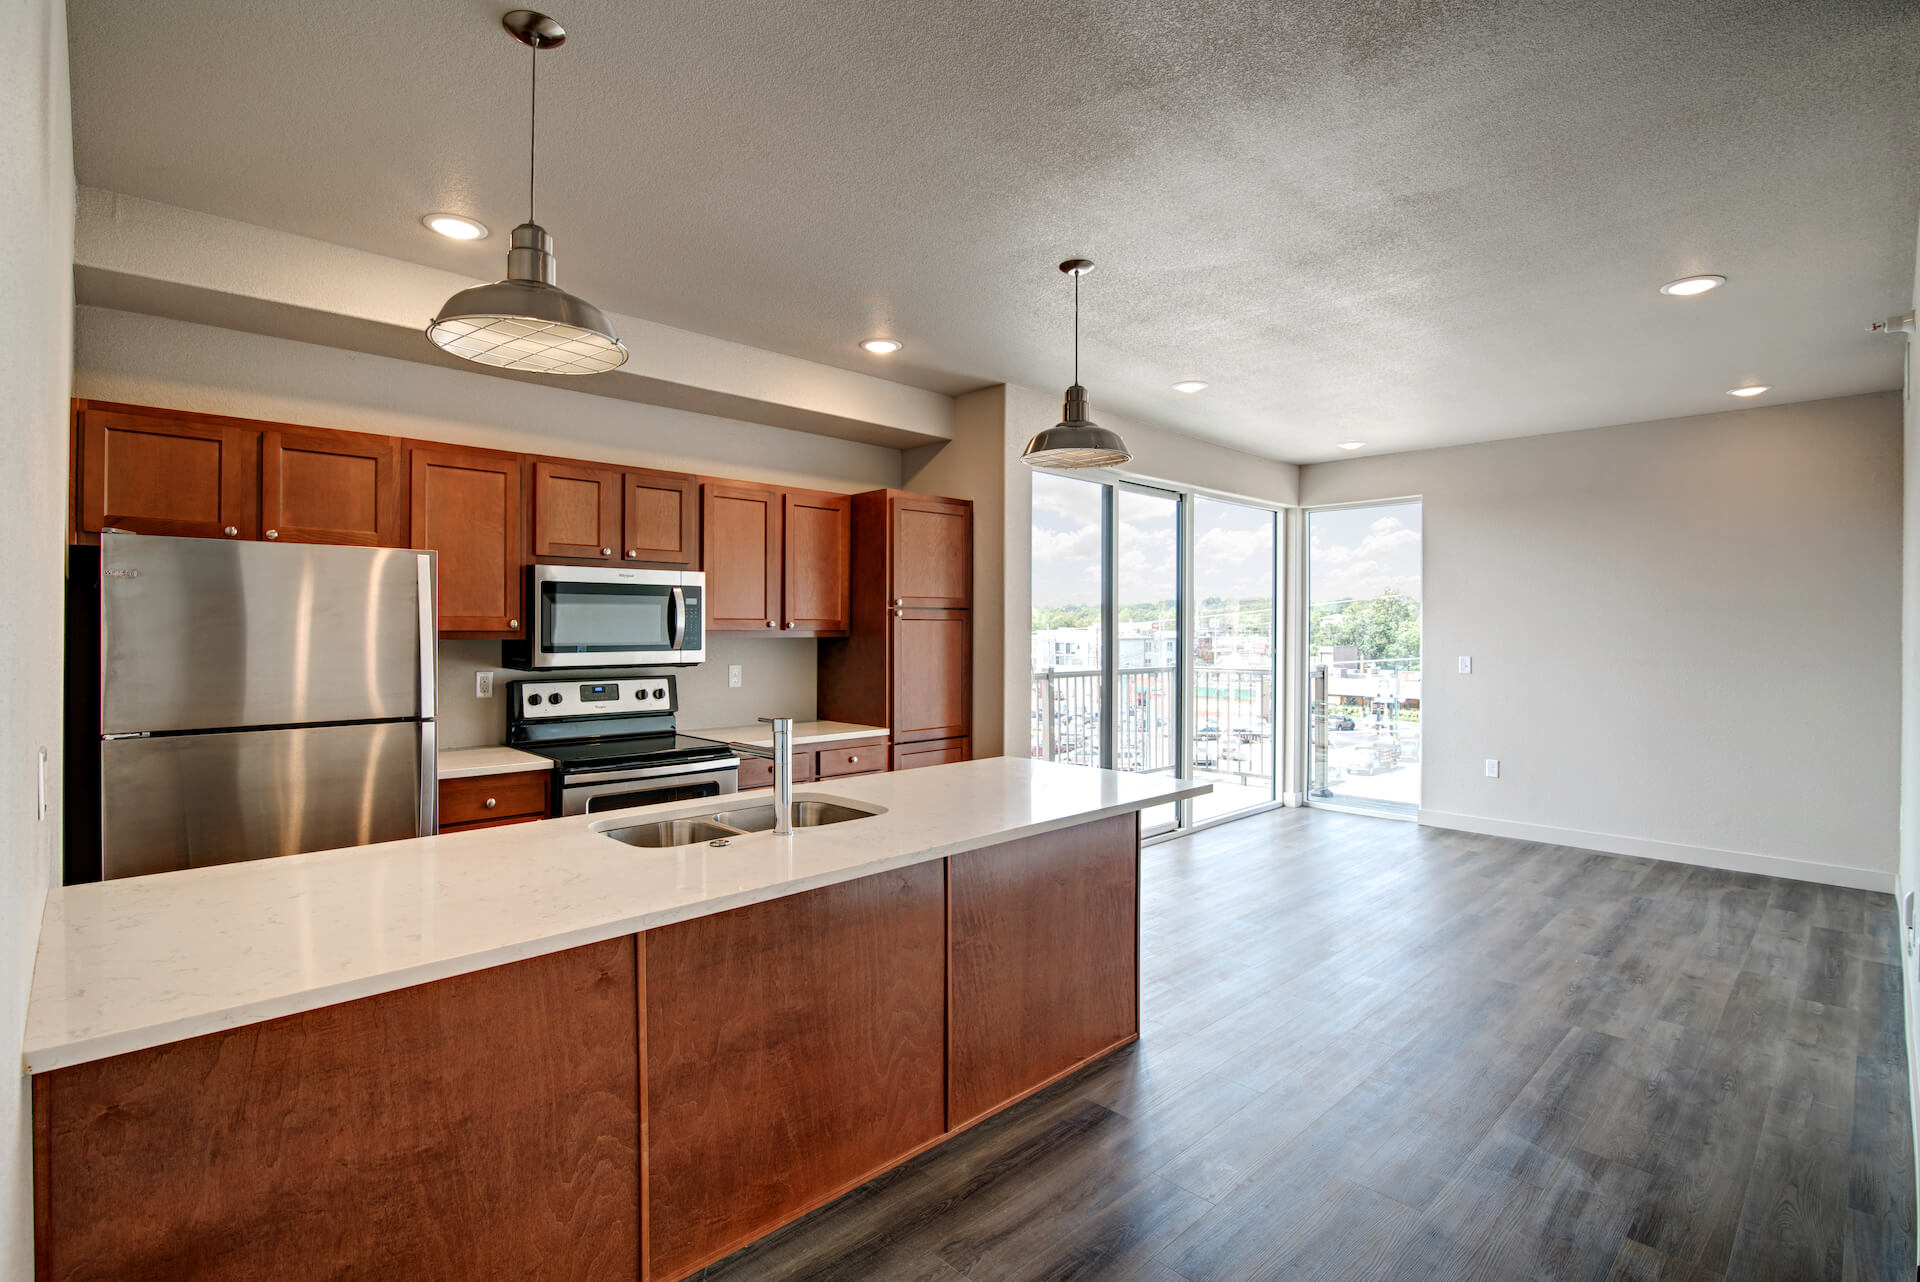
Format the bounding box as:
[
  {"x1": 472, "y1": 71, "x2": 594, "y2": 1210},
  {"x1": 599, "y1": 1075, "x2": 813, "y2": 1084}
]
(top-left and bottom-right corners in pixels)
[
  {"x1": 436, "y1": 746, "x2": 554, "y2": 780},
  {"x1": 686, "y1": 720, "x2": 890, "y2": 749},
  {"x1": 25, "y1": 758, "x2": 1207, "y2": 1074}
]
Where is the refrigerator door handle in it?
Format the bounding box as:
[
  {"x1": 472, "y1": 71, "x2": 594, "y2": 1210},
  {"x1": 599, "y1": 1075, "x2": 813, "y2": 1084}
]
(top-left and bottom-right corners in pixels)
[
  {"x1": 417, "y1": 719, "x2": 438, "y2": 837},
  {"x1": 669, "y1": 586, "x2": 686, "y2": 650},
  {"x1": 416, "y1": 551, "x2": 437, "y2": 719}
]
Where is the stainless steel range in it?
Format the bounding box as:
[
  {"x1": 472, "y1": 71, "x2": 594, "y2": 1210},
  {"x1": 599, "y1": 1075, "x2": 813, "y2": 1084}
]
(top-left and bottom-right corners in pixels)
[{"x1": 508, "y1": 676, "x2": 738, "y2": 816}]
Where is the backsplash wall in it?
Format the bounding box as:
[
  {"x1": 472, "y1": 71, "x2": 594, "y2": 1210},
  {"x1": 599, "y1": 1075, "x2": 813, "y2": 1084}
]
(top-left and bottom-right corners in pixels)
[{"x1": 436, "y1": 637, "x2": 823, "y2": 749}]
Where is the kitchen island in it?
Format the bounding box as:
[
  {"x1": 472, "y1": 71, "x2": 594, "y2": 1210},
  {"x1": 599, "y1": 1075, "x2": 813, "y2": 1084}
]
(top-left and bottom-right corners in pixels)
[{"x1": 28, "y1": 757, "x2": 1206, "y2": 1282}]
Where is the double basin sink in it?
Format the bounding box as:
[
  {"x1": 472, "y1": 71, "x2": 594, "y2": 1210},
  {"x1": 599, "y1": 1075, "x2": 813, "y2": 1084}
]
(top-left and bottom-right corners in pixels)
[{"x1": 597, "y1": 795, "x2": 885, "y2": 848}]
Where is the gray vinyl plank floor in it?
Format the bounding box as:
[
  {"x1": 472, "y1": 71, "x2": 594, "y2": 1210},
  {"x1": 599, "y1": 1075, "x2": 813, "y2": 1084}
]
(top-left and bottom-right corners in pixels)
[{"x1": 699, "y1": 807, "x2": 1915, "y2": 1281}]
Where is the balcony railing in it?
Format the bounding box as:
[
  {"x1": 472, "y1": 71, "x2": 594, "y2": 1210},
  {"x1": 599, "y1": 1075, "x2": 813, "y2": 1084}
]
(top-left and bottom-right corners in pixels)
[{"x1": 1030, "y1": 665, "x2": 1276, "y2": 793}]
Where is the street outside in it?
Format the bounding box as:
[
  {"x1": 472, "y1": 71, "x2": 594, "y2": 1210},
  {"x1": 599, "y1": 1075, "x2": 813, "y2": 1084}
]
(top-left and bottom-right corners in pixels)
[{"x1": 1313, "y1": 718, "x2": 1421, "y2": 814}]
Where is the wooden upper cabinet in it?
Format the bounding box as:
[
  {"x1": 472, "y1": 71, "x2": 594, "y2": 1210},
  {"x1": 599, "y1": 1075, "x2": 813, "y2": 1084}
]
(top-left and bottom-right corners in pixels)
[
  {"x1": 783, "y1": 490, "x2": 851, "y2": 633},
  {"x1": 622, "y1": 467, "x2": 700, "y2": 568},
  {"x1": 891, "y1": 608, "x2": 970, "y2": 743},
  {"x1": 261, "y1": 427, "x2": 404, "y2": 546},
  {"x1": 703, "y1": 482, "x2": 782, "y2": 631},
  {"x1": 410, "y1": 444, "x2": 526, "y2": 635},
  {"x1": 77, "y1": 405, "x2": 260, "y2": 541},
  {"x1": 891, "y1": 495, "x2": 971, "y2": 608},
  {"x1": 530, "y1": 460, "x2": 621, "y2": 562}
]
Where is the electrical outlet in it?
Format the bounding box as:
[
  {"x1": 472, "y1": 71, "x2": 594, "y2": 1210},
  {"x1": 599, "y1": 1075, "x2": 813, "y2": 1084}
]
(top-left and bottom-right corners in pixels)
[
  {"x1": 729, "y1": 664, "x2": 742, "y2": 689},
  {"x1": 1485, "y1": 758, "x2": 1500, "y2": 778},
  {"x1": 1458, "y1": 656, "x2": 1472, "y2": 675},
  {"x1": 475, "y1": 670, "x2": 494, "y2": 698}
]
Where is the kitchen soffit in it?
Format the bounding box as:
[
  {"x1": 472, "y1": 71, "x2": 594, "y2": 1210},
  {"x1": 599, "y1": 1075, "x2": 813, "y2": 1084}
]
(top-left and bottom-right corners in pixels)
[{"x1": 67, "y1": 0, "x2": 1920, "y2": 463}]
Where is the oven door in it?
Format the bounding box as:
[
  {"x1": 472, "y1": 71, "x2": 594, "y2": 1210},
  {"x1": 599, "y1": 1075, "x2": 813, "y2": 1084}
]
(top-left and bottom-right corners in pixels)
[
  {"x1": 560, "y1": 759, "x2": 740, "y2": 816},
  {"x1": 527, "y1": 567, "x2": 704, "y2": 668}
]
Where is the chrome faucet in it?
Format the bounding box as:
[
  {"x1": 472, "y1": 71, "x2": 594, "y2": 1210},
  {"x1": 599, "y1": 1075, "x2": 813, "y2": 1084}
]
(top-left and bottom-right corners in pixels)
[{"x1": 735, "y1": 717, "x2": 795, "y2": 835}]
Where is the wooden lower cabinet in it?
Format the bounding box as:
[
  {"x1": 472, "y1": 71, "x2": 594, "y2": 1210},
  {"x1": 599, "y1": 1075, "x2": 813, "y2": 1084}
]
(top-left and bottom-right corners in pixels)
[
  {"x1": 644, "y1": 863, "x2": 948, "y2": 1278},
  {"x1": 947, "y1": 813, "x2": 1141, "y2": 1126},
  {"x1": 31, "y1": 818, "x2": 1141, "y2": 1282},
  {"x1": 892, "y1": 735, "x2": 970, "y2": 770},
  {"x1": 436, "y1": 771, "x2": 551, "y2": 830},
  {"x1": 32, "y1": 939, "x2": 640, "y2": 1282}
]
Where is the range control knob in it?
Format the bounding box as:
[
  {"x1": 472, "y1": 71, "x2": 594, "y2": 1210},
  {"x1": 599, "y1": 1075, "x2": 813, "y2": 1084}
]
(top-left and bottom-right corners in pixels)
[
  {"x1": 634, "y1": 689, "x2": 649, "y2": 700},
  {"x1": 547, "y1": 692, "x2": 563, "y2": 705}
]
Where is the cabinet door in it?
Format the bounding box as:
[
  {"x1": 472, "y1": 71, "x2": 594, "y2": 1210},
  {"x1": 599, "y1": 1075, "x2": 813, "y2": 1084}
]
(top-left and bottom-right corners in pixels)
[
  {"x1": 622, "y1": 466, "x2": 700, "y2": 567},
  {"x1": 890, "y1": 607, "x2": 970, "y2": 744},
  {"x1": 78, "y1": 407, "x2": 259, "y2": 540},
  {"x1": 645, "y1": 864, "x2": 946, "y2": 1279},
  {"x1": 410, "y1": 445, "x2": 526, "y2": 635},
  {"x1": 260, "y1": 427, "x2": 404, "y2": 546},
  {"x1": 892, "y1": 736, "x2": 970, "y2": 770},
  {"x1": 782, "y1": 489, "x2": 850, "y2": 633},
  {"x1": 702, "y1": 482, "x2": 782, "y2": 631},
  {"x1": 531, "y1": 459, "x2": 621, "y2": 562},
  {"x1": 948, "y1": 813, "x2": 1139, "y2": 1127},
  {"x1": 890, "y1": 495, "x2": 971, "y2": 608}
]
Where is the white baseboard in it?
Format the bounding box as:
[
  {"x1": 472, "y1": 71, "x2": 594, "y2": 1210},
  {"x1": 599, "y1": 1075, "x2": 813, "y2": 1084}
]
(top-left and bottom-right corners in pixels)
[{"x1": 1416, "y1": 808, "x2": 1895, "y2": 893}]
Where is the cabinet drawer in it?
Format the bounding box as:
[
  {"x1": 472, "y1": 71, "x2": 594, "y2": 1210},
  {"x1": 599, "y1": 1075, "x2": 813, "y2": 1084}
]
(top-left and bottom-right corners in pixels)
[
  {"x1": 439, "y1": 771, "x2": 550, "y2": 827},
  {"x1": 892, "y1": 737, "x2": 970, "y2": 771},
  {"x1": 439, "y1": 814, "x2": 545, "y2": 835},
  {"x1": 737, "y1": 751, "x2": 816, "y2": 791},
  {"x1": 815, "y1": 740, "x2": 888, "y2": 778}
]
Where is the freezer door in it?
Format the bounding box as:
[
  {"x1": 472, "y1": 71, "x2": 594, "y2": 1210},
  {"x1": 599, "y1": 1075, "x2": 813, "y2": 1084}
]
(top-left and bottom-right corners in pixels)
[
  {"x1": 101, "y1": 722, "x2": 428, "y2": 880},
  {"x1": 101, "y1": 532, "x2": 436, "y2": 734}
]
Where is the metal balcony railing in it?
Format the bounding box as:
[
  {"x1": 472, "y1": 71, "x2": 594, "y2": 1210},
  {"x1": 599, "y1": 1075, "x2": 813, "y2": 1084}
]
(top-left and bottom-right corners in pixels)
[{"x1": 1029, "y1": 665, "x2": 1276, "y2": 791}]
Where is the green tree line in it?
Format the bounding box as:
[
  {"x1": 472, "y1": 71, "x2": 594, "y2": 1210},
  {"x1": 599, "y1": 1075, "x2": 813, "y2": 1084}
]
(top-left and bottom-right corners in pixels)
[
  {"x1": 1310, "y1": 589, "x2": 1420, "y2": 661},
  {"x1": 1032, "y1": 597, "x2": 1274, "y2": 634}
]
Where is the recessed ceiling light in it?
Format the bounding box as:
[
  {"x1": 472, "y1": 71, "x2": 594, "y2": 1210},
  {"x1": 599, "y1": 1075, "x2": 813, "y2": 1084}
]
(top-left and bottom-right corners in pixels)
[
  {"x1": 1726, "y1": 385, "x2": 1770, "y2": 397},
  {"x1": 1659, "y1": 274, "x2": 1725, "y2": 296},
  {"x1": 423, "y1": 213, "x2": 488, "y2": 241},
  {"x1": 1172, "y1": 380, "x2": 1208, "y2": 394},
  {"x1": 1337, "y1": 442, "x2": 1367, "y2": 451},
  {"x1": 860, "y1": 338, "x2": 903, "y2": 355}
]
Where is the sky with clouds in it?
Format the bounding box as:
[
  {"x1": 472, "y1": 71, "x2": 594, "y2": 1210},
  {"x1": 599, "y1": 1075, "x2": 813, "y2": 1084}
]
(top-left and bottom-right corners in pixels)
[
  {"x1": 1308, "y1": 502, "x2": 1423, "y2": 605},
  {"x1": 1031, "y1": 474, "x2": 1278, "y2": 609}
]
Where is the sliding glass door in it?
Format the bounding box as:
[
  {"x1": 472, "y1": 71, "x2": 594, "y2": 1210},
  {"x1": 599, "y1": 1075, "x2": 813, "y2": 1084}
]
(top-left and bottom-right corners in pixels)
[{"x1": 1031, "y1": 473, "x2": 1279, "y2": 834}]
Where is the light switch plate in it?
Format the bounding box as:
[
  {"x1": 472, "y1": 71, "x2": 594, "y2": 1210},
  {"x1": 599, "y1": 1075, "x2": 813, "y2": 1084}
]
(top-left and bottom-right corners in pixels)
[
  {"x1": 1485, "y1": 758, "x2": 1500, "y2": 778},
  {"x1": 728, "y1": 664, "x2": 742, "y2": 689},
  {"x1": 475, "y1": 670, "x2": 494, "y2": 698},
  {"x1": 1458, "y1": 656, "x2": 1472, "y2": 675}
]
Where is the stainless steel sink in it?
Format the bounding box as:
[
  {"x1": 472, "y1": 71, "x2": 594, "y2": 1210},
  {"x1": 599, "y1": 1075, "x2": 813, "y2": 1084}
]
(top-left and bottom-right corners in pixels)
[
  {"x1": 593, "y1": 794, "x2": 886, "y2": 848},
  {"x1": 599, "y1": 818, "x2": 742, "y2": 849},
  {"x1": 704, "y1": 800, "x2": 882, "y2": 832}
]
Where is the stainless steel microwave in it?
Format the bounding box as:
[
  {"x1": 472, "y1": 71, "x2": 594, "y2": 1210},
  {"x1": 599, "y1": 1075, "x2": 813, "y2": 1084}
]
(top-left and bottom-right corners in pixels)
[{"x1": 502, "y1": 566, "x2": 705, "y2": 669}]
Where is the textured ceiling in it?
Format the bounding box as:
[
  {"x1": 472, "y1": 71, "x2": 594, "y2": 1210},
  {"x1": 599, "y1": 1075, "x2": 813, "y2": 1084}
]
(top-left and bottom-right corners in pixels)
[{"x1": 67, "y1": 0, "x2": 1920, "y2": 462}]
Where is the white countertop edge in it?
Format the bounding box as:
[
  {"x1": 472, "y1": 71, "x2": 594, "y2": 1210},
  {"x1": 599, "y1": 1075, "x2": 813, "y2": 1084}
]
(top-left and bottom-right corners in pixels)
[
  {"x1": 23, "y1": 778, "x2": 1208, "y2": 1074},
  {"x1": 686, "y1": 721, "x2": 890, "y2": 749},
  {"x1": 435, "y1": 746, "x2": 555, "y2": 780}
]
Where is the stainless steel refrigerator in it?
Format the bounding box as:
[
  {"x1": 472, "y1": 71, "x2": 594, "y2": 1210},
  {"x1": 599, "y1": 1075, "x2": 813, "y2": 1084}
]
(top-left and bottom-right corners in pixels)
[{"x1": 80, "y1": 532, "x2": 437, "y2": 881}]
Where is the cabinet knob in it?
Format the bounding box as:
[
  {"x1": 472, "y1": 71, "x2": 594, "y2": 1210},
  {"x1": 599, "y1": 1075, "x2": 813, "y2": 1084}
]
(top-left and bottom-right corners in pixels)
[
  {"x1": 626, "y1": 550, "x2": 637, "y2": 559},
  {"x1": 484, "y1": 798, "x2": 497, "y2": 810},
  {"x1": 264, "y1": 529, "x2": 279, "y2": 540},
  {"x1": 785, "y1": 622, "x2": 795, "y2": 629},
  {"x1": 223, "y1": 526, "x2": 239, "y2": 537},
  {"x1": 508, "y1": 619, "x2": 519, "y2": 629},
  {"x1": 849, "y1": 755, "x2": 859, "y2": 764},
  {"x1": 601, "y1": 547, "x2": 611, "y2": 556},
  {"x1": 765, "y1": 620, "x2": 775, "y2": 628},
  {"x1": 894, "y1": 598, "x2": 904, "y2": 607}
]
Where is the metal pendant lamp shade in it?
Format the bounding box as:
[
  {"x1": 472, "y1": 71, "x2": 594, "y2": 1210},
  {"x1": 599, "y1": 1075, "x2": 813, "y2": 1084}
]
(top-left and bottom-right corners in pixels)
[
  {"x1": 1023, "y1": 259, "x2": 1131, "y2": 469},
  {"x1": 427, "y1": 11, "x2": 628, "y2": 375}
]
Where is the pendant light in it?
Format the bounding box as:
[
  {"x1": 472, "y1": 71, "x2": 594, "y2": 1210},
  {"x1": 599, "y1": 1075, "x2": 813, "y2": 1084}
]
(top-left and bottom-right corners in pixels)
[
  {"x1": 1022, "y1": 258, "x2": 1131, "y2": 468},
  {"x1": 426, "y1": 11, "x2": 628, "y2": 375}
]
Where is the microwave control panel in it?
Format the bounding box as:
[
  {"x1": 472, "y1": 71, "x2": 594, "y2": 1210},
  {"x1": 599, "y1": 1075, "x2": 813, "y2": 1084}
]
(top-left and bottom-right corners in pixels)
[{"x1": 510, "y1": 676, "x2": 676, "y2": 719}]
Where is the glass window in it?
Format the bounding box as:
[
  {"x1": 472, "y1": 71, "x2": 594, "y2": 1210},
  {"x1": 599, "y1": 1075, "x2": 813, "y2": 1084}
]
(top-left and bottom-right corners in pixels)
[
  {"x1": 1191, "y1": 497, "x2": 1277, "y2": 824},
  {"x1": 1030, "y1": 472, "x2": 1106, "y2": 767},
  {"x1": 1116, "y1": 486, "x2": 1180, "y2": 833}
]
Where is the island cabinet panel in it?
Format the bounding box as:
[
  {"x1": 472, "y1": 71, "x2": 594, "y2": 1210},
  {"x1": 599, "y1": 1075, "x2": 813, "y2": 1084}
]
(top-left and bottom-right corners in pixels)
[
  {"x1": 643, "y1": 862, "x2": 947, "y2": 1280},
  {"x1": 76, "y1": 405, "x2": 260, "y2": 541},
  {"x1": 947, "y1": 812, "x2": 1140, "y2": 1128},
  {"x1": 530, "y1": 458, "x2": 622, "y2": 561},
  {"x1": 623, "y1": 466, "x2": 701, "y2": 567},
  {"x1": 260, "y1": 426, "x2": 404, "y2": 546},
  {"x1": 32, "y1": 938, "x2": 641, "y2": 1282},
  {"x1": 409, "y1": 443, "x2": 526, "y2": 636},
  {"x1": 701, "y1": 481, "x2": 783, "y2": 631}
]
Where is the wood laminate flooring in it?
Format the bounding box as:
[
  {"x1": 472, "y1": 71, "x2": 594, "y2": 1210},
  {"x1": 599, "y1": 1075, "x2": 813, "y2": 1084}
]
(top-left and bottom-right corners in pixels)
[{"x1": 700, "y1": 807, "x2": 1915, "y2": 1281}]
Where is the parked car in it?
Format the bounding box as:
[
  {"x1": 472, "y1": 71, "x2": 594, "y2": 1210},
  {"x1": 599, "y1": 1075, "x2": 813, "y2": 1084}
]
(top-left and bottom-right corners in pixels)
[{"x1": 1326, "y1": 715, "x2": 1356, "y2": 731}]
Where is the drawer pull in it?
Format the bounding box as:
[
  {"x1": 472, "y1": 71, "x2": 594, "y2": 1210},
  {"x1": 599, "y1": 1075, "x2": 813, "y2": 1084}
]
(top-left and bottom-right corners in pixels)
[
  {"x1": 484, "y1": 798, "x2": 497, "y2": 810},
  {"x1": 848, "y1": 755, "x2": 858, "y2": 764}
]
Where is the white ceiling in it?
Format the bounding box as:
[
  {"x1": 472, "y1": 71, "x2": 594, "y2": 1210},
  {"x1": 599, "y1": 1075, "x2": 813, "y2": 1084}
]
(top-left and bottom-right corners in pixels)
[{"x1": 67, "y1": 0, "x2": 1920, "y2": 462}]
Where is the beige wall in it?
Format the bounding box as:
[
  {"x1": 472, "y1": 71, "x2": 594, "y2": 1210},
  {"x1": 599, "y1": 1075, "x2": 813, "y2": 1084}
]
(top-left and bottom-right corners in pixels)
[
  {"x1": 1, "y1": 0, "x2": 72, "y2": 1273},
  {"x1": 1303, "y1": 392, "x2": 1903, "y2": 890}
]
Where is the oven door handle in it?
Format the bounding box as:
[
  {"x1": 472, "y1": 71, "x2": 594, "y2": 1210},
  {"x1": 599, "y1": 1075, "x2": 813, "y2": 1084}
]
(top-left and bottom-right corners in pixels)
[
  {"x1": 669, "y1": 586, "x2": 686, "y2": 650},
  {"x1": 565, "y1": 755, "x2": 740, "y2": 786}
]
